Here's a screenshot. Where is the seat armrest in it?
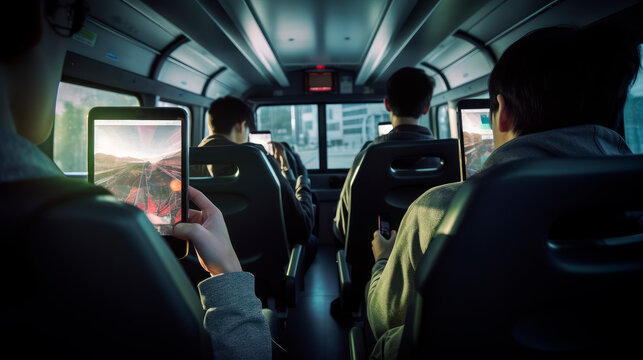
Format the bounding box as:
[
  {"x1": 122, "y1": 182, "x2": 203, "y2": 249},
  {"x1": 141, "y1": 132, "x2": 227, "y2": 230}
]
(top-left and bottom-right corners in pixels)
[
  {"x1": 349, "y1": 326, "x2": 367, "y2": 360},
  {"x1": 337, "y1": 249, "x2": 352, "y2": 313},
  {"x1": 285, "y1": 244, "x2": 303, "y2": 307}
]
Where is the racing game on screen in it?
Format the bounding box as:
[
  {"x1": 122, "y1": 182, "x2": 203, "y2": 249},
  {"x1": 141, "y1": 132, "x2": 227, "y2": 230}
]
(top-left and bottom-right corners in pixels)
[
  {"x1": 461, "y1": 109, "x2": 493, "y2": 178},
  {"x1": 94, "y1": 120, "x2": 182, "y2": 235}
]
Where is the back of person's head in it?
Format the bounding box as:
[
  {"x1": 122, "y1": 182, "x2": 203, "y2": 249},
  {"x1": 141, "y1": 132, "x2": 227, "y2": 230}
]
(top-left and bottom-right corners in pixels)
[
  {"x1": 208, "y1": 96, "x2": 255, "y2": 134},
  {"x1": 489, "y1": 25, "x2": 640, "y2": 136},
  {"x1": 575, "y1": 24, "x2": 640, "y2": 135},
  {"x1": 386, "y1": 67, "x2": 435, "y2": 118}
]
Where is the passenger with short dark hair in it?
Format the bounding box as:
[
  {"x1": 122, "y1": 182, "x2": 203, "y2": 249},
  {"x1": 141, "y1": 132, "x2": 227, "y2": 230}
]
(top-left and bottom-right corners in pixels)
[
  {"x1": 366, "y1": 25, "x2": 640, "y2": 359},
  {"x1": 198, "y1": 96, "x2": 315, "y2": 250},
  {"x1": 0, "y1": 1, "x2": 270, "y2": 358},
  {"x1": 333, "y1": 67, "x2": 437, "y2": 244}
]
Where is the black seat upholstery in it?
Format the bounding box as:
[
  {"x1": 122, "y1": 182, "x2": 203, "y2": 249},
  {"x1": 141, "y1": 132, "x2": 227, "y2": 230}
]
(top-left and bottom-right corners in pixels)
[
  {"x1": 189, "y1": 145, "x2": 303, "y2": 308},
  {"x1": 337, "y1": 139, "x2": 460, "y2": 313},
  {"x1": 399, "y1": 155, "x2": 643, "y2": 357},
  {"x1": 1, "y1": 177, "x2": 212, "y2": 359}
]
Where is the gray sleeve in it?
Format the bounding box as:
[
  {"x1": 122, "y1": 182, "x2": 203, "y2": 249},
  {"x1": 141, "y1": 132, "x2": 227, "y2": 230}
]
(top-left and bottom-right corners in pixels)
[{"x1": 198, "y1": 272, "x2": 272, "y2": 360}]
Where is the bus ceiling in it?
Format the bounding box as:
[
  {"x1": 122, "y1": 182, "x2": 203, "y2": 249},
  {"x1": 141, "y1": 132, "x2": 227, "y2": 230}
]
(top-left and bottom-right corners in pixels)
[{"x1": 70, "y1": 0, "x2": 641, "y2": 102}]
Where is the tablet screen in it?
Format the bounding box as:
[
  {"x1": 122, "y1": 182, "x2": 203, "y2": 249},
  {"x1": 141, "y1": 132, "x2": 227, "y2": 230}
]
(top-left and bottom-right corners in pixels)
[
  {"x1": 378, "y1": 123, "x2": 393, "y2": 136},
  {"x1": 249, "y1": 132, "x2": 274, "y2": 155},
  {"x1": 93, "y1": 119, "x2": 182, "y2": 235},
  {"x1": 461, "y1": 108, "x2": 493, "y2": 178}
]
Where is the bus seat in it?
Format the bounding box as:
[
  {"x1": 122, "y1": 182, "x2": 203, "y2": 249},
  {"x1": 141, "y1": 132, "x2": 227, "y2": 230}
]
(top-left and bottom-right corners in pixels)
[
  {"x1": 189, "y1": 145, "x2": 303, "y2": 308},
  {"x1": 2, "y1": 177, "x2": 212, "y2": 359},
  {"x1": 338, "y1": 139, "x2": 460, "y2": 314},
  {"x1": 399, "y1": 155, "x2": 643, "y2": 357}
]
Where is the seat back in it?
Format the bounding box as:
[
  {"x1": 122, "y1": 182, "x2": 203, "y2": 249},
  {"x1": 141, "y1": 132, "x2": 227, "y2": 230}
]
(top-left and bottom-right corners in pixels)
[
  {"x1": 402, "y1": 155, "x2": 643, "y2": 357},
  {"x1": 190, "y1": 145, "x2": 290, "y2": 303},
  {"x1": 345, "y1": 139, "x2": 460, "y2": 301},
  {"x1": 1, "y1": 177, "x2": 212, "y2": 359}
]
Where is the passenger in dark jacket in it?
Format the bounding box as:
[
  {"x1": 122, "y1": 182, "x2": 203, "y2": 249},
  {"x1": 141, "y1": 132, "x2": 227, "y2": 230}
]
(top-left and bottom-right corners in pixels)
[
  {"x1": 333, "y1": 67, "x2": 437, "y2": 244},
  {"x1": 196, "y1": 97, "x2": 315, "y2": 247}
]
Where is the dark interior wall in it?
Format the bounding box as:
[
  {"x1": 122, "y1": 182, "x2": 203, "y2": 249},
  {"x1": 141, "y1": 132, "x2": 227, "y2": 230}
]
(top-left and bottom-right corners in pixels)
[{"x1": 244, "y1": 68, "x2": 386, "y2": 99}]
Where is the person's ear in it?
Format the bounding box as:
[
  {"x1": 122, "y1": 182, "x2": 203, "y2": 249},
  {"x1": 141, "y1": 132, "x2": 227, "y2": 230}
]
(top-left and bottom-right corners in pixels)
[
  {"x1": 496, "y1": 94, "x2": 513, "y2": 133},
  {"x1": 422, "y1": 104, "x2": 430, "y2": 115},
  {"x1": 384, "y1": 98, "x2": 391, "y2": 112}
]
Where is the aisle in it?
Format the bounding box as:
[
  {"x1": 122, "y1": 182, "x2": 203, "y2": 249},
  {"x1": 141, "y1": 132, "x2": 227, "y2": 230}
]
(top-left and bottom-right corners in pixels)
[{"x1": 283, "y1": 244, "x2": 351, "y2": 360}]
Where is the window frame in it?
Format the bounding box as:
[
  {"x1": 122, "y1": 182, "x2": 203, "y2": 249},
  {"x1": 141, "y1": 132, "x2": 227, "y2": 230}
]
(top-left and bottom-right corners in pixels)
[
  {"x1": 255, "y1": 103, "x2": 322, "y2": 170},
  {"x1": 52, "y1": 79, "x2": 143, "y2": 176},
  {"x1": 256, "y1": 100, "x2": 395, "y2": 172},
  {"x1": 157, "y1": 98, "x2": 194, "y2": 144}
]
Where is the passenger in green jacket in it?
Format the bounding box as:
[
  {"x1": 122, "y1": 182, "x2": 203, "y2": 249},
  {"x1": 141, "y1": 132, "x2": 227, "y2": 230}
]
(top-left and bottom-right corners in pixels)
[{"x1": 366, "y1": 25, "x2": 640, "y2": 359}]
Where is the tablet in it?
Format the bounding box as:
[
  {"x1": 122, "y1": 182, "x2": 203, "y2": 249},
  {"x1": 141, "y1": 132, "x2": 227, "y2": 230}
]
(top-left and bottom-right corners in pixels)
[
  {"x1": 249, "y1": 130, "x2": 274, "y2": 155},
  {"x1": 456, "y1": 99, "x2": 493, "y2": 179},
  {"x1": 88, "y1": 107, "x2": 188, "y2": 240},
  {"x1": 378, "y1": 122, "x2": 393, "y2": 136}
]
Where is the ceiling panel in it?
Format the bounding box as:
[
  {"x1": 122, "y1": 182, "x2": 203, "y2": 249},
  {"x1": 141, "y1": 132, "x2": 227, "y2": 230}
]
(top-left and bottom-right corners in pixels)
[
  {"x1": 87, "y1": 0, "x2": 179, "y2": 51},
  {"x1": 68, "y1": 19, "x2": 156, "y2": 77},
  {"x1": 423, "y1": 37, "x2": 475, "y2": 70},
  {"x1": 375, "y1": 0, "x2": 492, "y2": 83},
  {"x1": 465, "y1": 0, "x2": 555, "y2": 44},
  {"x1": 248, "y1": 0, "x2": 388, "y2": 69},
  {"x1": 441, "y1": 50, "x2": 492, "y2": 88},
  {"x1": 171, "y1": 42, "x2": 224, "y2": 76},
  {"x1": 158, "y1": 59, "x2": 208, "y2": 94},
  {"x1": 432, "y1": 74, "x2": 448, "y2": 95},
  {"x1": 141, "y1": 0, "x2": 271, "y2": 87},
  {"x1": 488, "y1": 0, "x2": 641, "y2": 57},
  {"x1": 216, "y1": 70, "x2": 251, "y2": 94}
]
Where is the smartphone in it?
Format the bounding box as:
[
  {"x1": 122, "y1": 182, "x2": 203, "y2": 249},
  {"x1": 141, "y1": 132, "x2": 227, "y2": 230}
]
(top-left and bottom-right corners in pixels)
[
  {"x1": 456, "y1": 99, "x2": 493, "y2": 179},
  {"x1": 378, "y1": 214, "x2": 391, "y2": 239},
  {"x1": 88, "y1": 106, "x2": 189, "y2": 258},
  {"x1": 378, "y1": 122, "x2": 393, "y2": 136},
  {"x1": 249, "y1": 130, "x2": 274, "y2": 156}
]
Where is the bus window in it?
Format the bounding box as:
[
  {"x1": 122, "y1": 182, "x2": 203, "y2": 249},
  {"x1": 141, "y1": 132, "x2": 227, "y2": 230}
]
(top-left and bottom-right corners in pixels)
[
  {"x1": 326, "y1": 103, "x2": 390, "y2": 169},
  {"x1": 418, "y1": 112, "x2": 430, "y2": 130},
  {"x1": 157, "y1": 100, "x2": 192, "y2": 124},
  {"x1": 256, "y1": 104, "x2": 319, "y2": 169},
  {"x1": 53, "y1": 82, "x2": 140, "y2": 175},
  {"x1": 624, "y1": 44, "x2": 643, "y2": 154}
]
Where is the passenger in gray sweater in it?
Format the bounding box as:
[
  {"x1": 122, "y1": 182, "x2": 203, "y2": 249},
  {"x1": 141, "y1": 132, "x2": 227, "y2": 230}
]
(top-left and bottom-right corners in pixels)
[
  {"x1": 366, "y1": 25, "x2": 640, "y2": 359},
  {"x1": 0, "y1": 2, "x2": 271, "y2": 359}
]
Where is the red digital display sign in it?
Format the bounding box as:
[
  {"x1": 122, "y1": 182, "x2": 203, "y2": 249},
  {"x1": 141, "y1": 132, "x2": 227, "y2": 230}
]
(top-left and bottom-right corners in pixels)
[{"x1": 306, "y1": 71, "x2": 335, "y2": 92}]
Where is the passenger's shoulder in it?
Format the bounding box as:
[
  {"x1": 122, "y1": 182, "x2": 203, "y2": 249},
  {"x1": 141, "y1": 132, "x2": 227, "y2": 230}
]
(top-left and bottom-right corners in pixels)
[{"x1": 410, "y1": 182, "x2": 463, "y2": 213}]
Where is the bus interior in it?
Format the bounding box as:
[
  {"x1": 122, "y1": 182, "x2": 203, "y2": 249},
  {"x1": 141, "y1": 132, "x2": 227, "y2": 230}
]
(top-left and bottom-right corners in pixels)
[{"x1": 18, "y1": 0, "x2": 643, "y2": 358}]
